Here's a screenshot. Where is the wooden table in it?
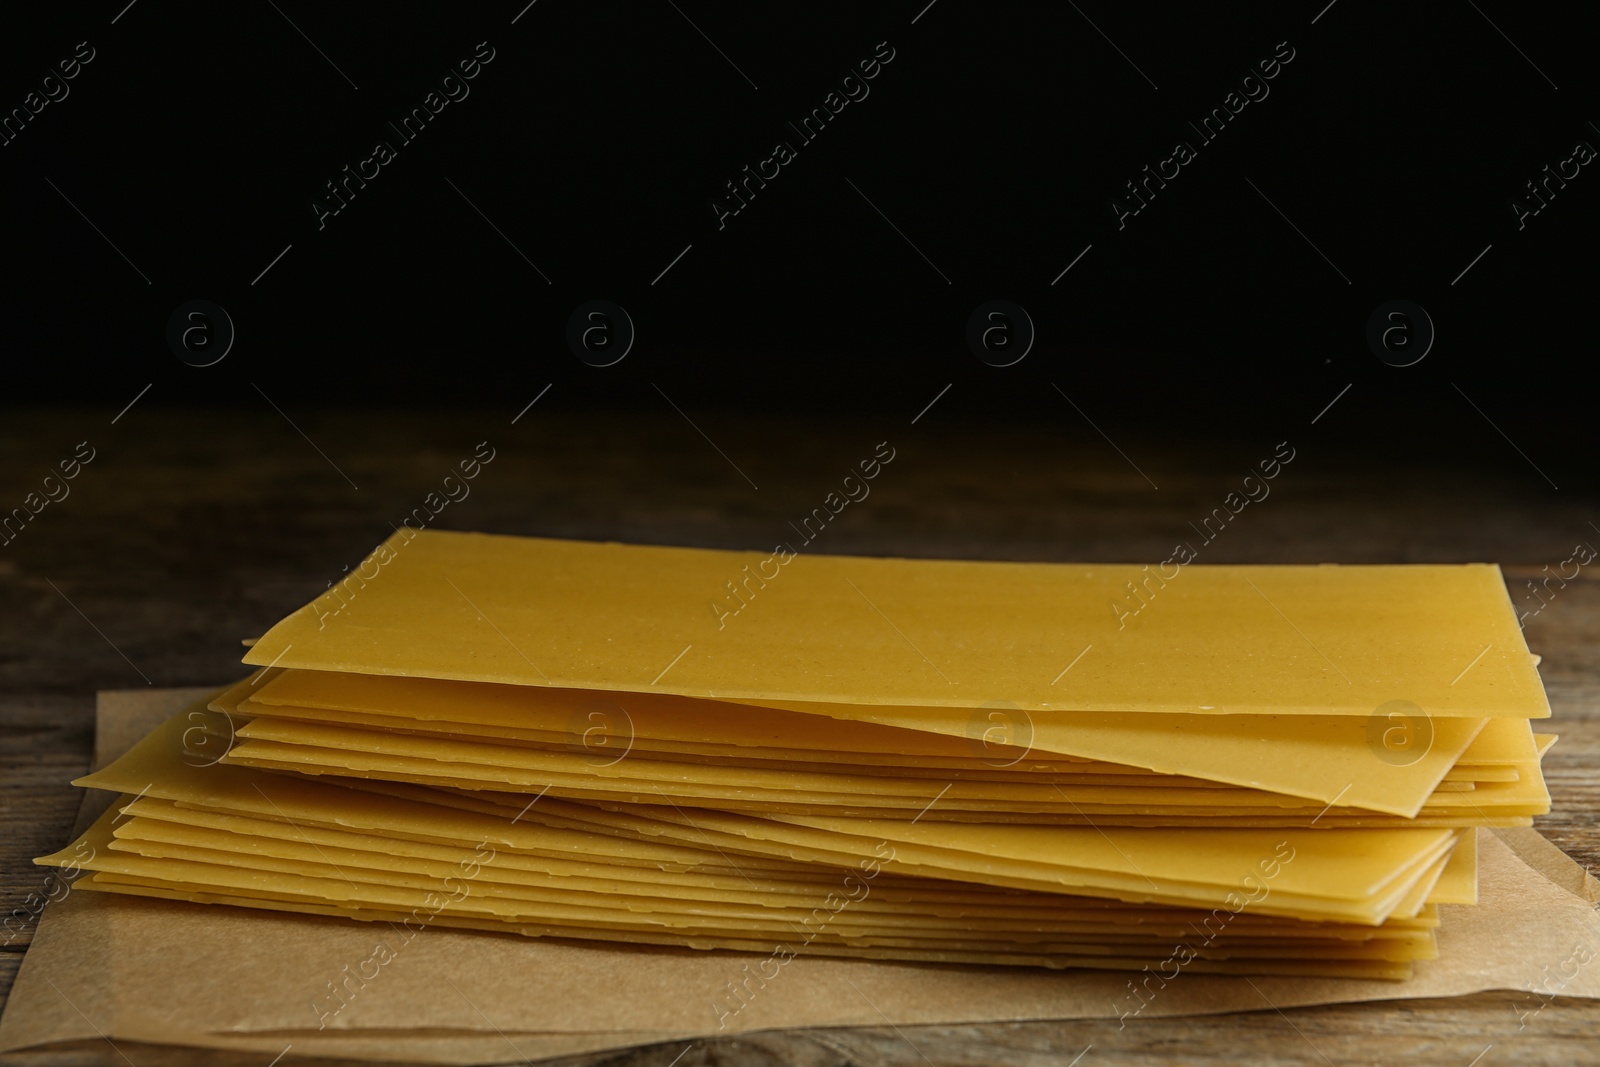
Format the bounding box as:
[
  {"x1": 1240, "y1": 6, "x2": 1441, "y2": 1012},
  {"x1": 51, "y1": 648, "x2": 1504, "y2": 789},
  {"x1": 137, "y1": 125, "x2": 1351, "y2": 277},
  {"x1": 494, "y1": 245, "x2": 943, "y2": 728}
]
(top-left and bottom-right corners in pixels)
[{"x1": 2, "y1": 409, "x2": 1595, "y2": 1065}]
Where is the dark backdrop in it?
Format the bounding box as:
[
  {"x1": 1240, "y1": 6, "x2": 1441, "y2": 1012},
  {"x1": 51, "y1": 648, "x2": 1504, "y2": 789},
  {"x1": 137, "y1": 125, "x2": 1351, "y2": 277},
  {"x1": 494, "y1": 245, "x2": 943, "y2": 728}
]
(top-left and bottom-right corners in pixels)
[{"x1": 1, "y1": 1, "x2": 1594, "y2": 480}]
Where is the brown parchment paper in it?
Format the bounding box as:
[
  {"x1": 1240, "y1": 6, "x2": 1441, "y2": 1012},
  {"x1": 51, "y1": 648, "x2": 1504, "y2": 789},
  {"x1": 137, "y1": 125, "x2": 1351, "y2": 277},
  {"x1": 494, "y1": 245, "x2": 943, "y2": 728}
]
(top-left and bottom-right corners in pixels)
[{"x1": 2, "y1": 687, "x2": 1598, "y2": 1065}]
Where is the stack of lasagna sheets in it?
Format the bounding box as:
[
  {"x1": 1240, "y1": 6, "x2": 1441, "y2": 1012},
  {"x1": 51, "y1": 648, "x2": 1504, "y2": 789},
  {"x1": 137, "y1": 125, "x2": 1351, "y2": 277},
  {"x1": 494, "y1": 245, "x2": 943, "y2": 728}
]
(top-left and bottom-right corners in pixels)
[{"x1": 41, "y1": 531, "x2": 1555, "y2": 979}]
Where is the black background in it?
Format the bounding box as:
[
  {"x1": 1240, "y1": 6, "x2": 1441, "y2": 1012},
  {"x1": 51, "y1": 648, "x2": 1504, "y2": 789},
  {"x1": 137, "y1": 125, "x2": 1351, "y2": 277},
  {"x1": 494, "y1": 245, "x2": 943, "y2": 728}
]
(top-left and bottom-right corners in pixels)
[{"x1": 2, "y1": 1, "x2": 1595, "y2": 478}]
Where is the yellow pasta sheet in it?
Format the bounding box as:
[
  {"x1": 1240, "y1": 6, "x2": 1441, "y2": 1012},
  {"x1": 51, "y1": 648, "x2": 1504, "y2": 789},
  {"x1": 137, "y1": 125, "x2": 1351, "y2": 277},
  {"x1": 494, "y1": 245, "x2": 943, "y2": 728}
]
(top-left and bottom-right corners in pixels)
[
  {"x1": 73, "y1": 712, "x2": 1455, "y2": 921},
  {"x1": 43, "y1": 809, "x2": 1432, "y2": 974},
  {"x1": 228, "y1": 669, "x2": 1502, "y2": 816},
  {"x1": 102, "y1": 799, "x2": 1447, "y2": 945},
  {"x1": 228, "y1": 689, "x2": 1519, "y2": 787},
  {"x1": 540, "y1": 803, "x2": 1459, "y2": 923},
  {"x1": 224, "y1": 717, "x2": 1478, "y2": 812},
  {"x1": 216, "y1": 728, "x2": 1548, "y2": 825},
  {"x1": 242, "y1": 531, "x2": 1548, "y2": 718}
]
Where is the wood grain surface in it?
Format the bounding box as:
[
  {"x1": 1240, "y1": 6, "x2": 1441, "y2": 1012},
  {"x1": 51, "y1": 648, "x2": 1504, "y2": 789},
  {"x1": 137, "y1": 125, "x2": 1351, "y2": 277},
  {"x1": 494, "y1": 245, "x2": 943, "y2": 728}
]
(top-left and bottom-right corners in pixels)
[{"x1": 1, "y1": 408, "x2": 1595, "y2": 1066}]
